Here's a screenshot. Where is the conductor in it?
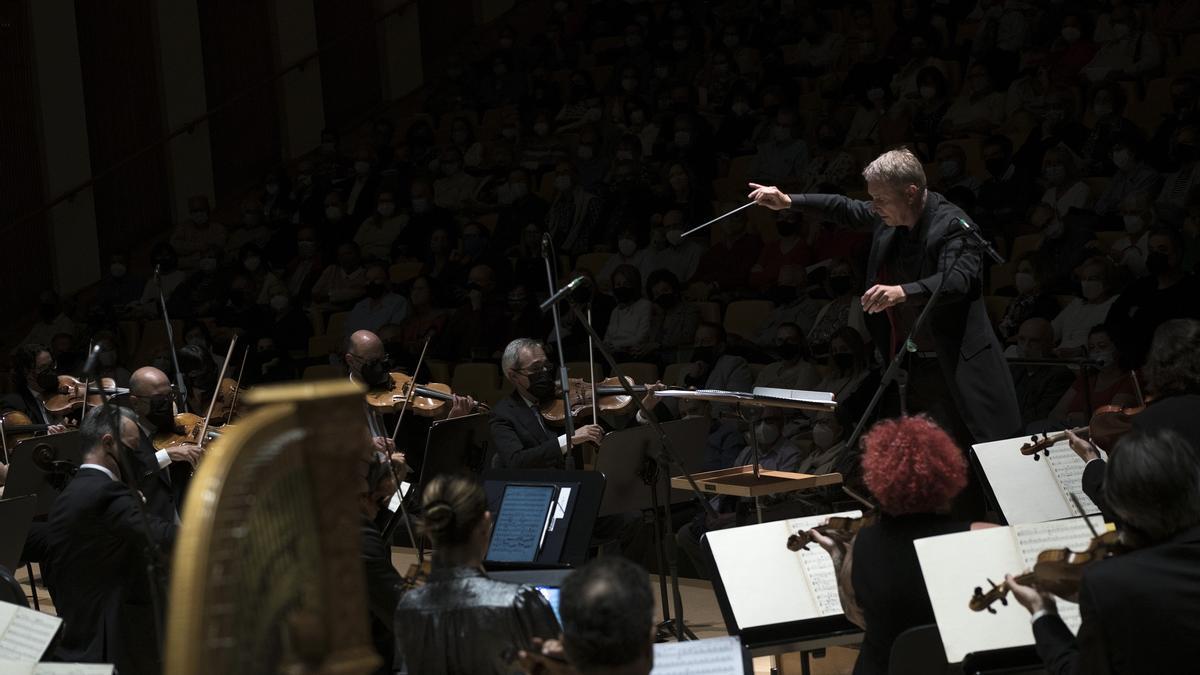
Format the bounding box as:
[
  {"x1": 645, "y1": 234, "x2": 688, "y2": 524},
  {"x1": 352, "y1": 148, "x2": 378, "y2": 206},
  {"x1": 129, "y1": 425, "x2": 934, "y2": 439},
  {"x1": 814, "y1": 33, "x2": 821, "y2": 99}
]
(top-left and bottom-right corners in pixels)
[{"x1": 748, "y1": 148, "x2": 1019, "y2": 444}]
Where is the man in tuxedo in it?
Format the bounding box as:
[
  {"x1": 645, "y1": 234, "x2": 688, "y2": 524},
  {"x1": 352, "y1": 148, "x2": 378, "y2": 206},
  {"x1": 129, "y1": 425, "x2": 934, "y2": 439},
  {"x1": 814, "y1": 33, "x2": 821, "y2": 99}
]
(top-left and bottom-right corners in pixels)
[
  {"x1": 124, "y1": 366, "x2": 202, "y2": 521},
  {"x1": 1008, "y1": 428, "x2": 1200, "y2": 673},
  {"x1": 749, "y1": 149, "x2": 1020, "y2": 444},
  {"x1": 45, "y1": 405, "x2": 176, "y2": 675},
  {"x1": 490, "y1": 338, "x2": 606, "y2": 469}
]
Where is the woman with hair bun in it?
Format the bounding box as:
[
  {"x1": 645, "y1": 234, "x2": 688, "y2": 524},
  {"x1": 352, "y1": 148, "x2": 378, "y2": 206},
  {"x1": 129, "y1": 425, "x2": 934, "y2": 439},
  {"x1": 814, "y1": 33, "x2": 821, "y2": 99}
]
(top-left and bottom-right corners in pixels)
[
  {"x1": 393, "y1": 475, "x2": 559, "y2": 674},
  {"x1": 807, "y1": 415, "x2": 996, "y2": 675}
]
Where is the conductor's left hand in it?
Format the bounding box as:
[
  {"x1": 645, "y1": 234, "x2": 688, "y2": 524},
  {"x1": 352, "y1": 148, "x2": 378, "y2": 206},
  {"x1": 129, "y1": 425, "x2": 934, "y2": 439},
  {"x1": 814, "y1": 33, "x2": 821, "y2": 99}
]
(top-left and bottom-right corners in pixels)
[
  {"x1": 747, "y1": 183, "x2": 792, "y2": 210},
  {"x1": 861, "y1": 284, "x2": 906, "y2": 314}
]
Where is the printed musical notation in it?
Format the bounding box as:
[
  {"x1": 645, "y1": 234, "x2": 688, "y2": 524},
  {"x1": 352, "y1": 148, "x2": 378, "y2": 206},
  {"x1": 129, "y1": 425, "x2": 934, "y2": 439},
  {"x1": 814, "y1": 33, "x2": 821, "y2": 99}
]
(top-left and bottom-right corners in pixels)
[
  {"x1": 487, "y1": 485, "x2": 555, "y2": 563},
  {"x1": 1012, "y1": 517, "x2": 1104, "y2": 633},
  {"x1": 1044, "y1": 448, "x2": 1100, "y2": 516}
]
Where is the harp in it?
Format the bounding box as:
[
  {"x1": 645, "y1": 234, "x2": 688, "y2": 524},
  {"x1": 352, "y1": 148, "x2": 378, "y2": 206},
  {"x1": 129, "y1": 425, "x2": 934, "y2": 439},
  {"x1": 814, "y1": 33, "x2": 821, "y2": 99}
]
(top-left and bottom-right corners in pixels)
[{"x1": 166, "y1": 380, "x2": 380, "y2": 674}]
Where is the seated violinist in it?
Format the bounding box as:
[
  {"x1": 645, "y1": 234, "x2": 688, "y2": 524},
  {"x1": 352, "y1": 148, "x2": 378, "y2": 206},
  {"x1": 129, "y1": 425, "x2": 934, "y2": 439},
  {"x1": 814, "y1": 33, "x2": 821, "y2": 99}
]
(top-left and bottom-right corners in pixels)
[
  {"x1": 807, "y1": 416, "x2": 996, "y2": 675},
  {"x1": 1007, "y1": 429, "x2": 1200, "y2": 673},
  {"x1": 123, "y1": 367, "x2": 203, "y2": 523},
  {"x1": 2, "y1": 343, "x2": 73, "y2": 433},
  {"x1": 343, "y1": 329, "x2": 476, "y2": 470},
  {"x1": 1066, "y1": 319, "x2": 1200, "y2": 516}
]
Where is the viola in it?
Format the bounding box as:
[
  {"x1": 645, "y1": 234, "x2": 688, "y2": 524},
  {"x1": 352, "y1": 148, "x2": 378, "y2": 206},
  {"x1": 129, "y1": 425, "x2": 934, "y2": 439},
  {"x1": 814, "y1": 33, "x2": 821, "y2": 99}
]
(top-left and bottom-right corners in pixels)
[
  {"x1": 1020, "y1": 403, "x2": 1148, "y2": 459},
  {"x1": 365, "y1": 372, "x2": 489, "y2": 417},
  {"x1": 969, "y1": 530, "x2": 1126, "y2": 613},
  {"x1": 786, "y1": 512, "x2": 877, "y2": 551},
  {"x1": 43, "y1": 375, "x2": 119, "y2": 414},
  {"x1": 538, "y1": 377, "x2": 658, "y2": 425}
]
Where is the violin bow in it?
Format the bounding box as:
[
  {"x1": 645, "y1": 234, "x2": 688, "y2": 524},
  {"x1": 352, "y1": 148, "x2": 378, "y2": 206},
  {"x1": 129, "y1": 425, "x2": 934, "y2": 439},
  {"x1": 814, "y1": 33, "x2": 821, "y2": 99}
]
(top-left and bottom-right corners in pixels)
[
  {"x1": 223, "y1": 346, "x2": 251, "y2": 422},
  {"x1": 197, "y1": 335, "x2": 238, "y2": 451},
  {"x1": 1131, "y1": 370, "x2": 1145, "y2": 407},
  {"x1": 80, "y1": 338, "x2": 95, "y2": 421},
  {"x1": 154, "y1": 265, "x2": 190, "y2": 413},
  {"x1": 587, "y1": 305, "x2": 598, "y2": 421},
  {"x1": 390, "y1": 335, "x2": 432, "y2": 443}
]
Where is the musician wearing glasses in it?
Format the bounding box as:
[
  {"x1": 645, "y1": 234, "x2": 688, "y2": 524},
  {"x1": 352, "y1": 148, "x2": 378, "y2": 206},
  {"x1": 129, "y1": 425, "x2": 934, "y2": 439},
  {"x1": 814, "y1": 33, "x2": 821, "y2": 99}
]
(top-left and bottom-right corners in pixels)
[{"x1": 123, "y1": 366, "x2": 202, "y2": 522}]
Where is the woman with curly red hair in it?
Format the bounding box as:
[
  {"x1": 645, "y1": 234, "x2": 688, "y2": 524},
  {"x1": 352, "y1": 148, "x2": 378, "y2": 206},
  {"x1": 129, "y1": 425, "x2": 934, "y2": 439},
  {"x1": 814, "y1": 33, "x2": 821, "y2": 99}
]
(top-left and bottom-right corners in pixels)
[{"x1": 808, "y1": 415, "x2": 996, "y2": 675}]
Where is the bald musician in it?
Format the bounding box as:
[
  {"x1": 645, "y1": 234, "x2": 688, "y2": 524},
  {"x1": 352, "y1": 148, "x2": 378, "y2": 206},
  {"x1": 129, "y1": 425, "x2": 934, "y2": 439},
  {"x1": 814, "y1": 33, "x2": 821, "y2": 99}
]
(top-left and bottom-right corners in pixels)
[{"x1": 123, "y1": 366, "x2": 202, "y2": 521}]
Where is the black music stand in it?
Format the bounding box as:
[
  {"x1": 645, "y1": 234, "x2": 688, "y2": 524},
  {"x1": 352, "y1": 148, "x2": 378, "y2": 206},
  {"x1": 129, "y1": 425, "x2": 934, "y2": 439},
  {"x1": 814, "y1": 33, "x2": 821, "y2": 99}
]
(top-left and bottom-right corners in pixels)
[
  {"x1": 414, "y1": 412, "x2": 491, "y2": 485},
  {"x1": 4, "y1": 432, "x2": 82, "y2": 517},
  {"x1": 481, "y1": 468, "x2": 605, "y2": 569},
  {"x1": 0, "y1": 496, "x2": 37, "y2": 573},
  {"x1": 594, "y1": 417, "x2": 709, "y2": 516}
]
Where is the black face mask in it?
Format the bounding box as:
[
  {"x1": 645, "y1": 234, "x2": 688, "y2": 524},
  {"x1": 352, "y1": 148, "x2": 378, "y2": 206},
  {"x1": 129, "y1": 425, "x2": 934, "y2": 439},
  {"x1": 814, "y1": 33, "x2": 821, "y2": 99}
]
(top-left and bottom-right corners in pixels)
[
  {"x1": 39, "y1": 303, "x2": 58, "y2": 322},
  {"x1": 777, "y1": 221, "x2": 799, "y2": 237},
  {"x1": 984, "y1": 158, "x2": 1008, "y2": 178},
  {"x1": 832, "y1": 353, "x2": 854, "y2": 372},
  {"x1": 776, "y1": 343, "x2": 802, "y2": 361},
  {"x1": 144, "y1": 395, "x2": 175, "y2": 429},
  {"x1": 613, "y1": 286, "x2": 638, "y2": 304},
  {"x1": 654, "y1": 293, "x2": 680, "y2": 310},
  {"x1": 829, "y1": 276, "x2": 852, "y2": 296},
  {"x1": 1145, "y1": 251, "x2": 1171, "y2": 276},
  {"x1": 526, "y1": 366, "x2": 557, "y2": 401},
  {"x1": 817, "y1": 135, "x2": 840, "y2": 150},
  {"x1": 692, "y1": 346, "x2": 718, "y2": 365},
  {"x1": 35, "y1": 369, "x2": 59, "y2": 395},
  {"x1": 360, "y1": 359, "x2": 392, "y2": 389},
  {"x1": 1171, "y1": 144, "x2": 1199, "y2": 166},
  {"x1": 365, "y1": 282, "x2": 387, "y2": 299}
]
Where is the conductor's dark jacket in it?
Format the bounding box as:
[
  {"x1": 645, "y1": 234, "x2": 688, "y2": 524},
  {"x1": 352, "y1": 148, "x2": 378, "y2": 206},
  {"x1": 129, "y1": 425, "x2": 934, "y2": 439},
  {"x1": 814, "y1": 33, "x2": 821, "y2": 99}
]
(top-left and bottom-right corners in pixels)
[
  {"x1": 790, "y1": 191, "x2": 1021, "y2": 442},
  {"x1": 45, "y1": 467, "x2": 176, "y2": 675}
]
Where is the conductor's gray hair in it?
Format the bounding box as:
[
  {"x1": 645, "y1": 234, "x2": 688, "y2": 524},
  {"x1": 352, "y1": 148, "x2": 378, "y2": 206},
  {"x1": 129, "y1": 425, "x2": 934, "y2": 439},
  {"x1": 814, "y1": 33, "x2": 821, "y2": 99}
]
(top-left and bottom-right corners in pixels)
[
  {"x1": 862, "y1": 148, "x2": 927, "y2": 190},
  {"x1": 502, "y1": 338, "x2": 543, "y2": 377}
]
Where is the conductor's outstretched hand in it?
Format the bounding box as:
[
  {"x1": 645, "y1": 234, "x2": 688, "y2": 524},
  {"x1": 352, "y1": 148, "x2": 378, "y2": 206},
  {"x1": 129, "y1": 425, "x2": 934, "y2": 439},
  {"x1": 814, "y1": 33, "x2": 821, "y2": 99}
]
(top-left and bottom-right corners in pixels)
[{"x1": 748, "y1": 183, "x2": 792, "y2": 210}]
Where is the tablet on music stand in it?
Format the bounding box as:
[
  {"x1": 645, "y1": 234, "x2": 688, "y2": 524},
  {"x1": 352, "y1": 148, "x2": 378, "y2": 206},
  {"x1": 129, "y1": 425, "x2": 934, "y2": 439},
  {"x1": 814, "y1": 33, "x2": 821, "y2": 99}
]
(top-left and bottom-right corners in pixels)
[{"x1": 487, "y1": 484, "x2": 557, "y2": 563}]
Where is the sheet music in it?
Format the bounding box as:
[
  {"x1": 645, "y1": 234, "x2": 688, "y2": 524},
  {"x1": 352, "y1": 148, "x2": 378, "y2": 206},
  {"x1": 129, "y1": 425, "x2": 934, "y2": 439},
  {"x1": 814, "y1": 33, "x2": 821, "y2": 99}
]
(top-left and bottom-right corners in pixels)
[
  {"x1": 972, "y1": 436, "x2": 1099, "y2": 524},
  {"x1": 788, "y1": 511, "x2": 862, "y2": 617},
  {"x1": 0, "y1": 602, "x2": 62, "y2": 662},
  {"x1": 650, "y1": 636, "x2": 745, "y2": 675},
  {"x1": 1012, "y1": 517, "x2": 1106, "y2": 633},
  {"x1": 0, "y1": 664, "x2": 114, "y2": 675},
  {"x1": 1044, "y1": 447, "x2": 1100, "y2": 516},
  {"x1": 486, "y1": 485, "x2": 554, "y2": 562}
]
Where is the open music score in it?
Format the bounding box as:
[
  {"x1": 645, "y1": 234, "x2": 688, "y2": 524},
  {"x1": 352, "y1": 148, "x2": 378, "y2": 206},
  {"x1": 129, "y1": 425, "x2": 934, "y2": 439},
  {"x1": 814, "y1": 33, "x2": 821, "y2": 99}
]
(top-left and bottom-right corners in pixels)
[
  {"x1": 706, "y1": 510, "x2": 861, "y2": 629},
  {"x1": 973, "y1": 435, "x2": 1104, "y2": 524},
  {"x1": 913, "y1": 516, "x2": 1106, "y2": 663},
  {"x1": 650, "y1": 636, "x2": 747, "y2": 674},
  {"x1": 486, "y1": 484, "x2": 556, "y2": 563}
]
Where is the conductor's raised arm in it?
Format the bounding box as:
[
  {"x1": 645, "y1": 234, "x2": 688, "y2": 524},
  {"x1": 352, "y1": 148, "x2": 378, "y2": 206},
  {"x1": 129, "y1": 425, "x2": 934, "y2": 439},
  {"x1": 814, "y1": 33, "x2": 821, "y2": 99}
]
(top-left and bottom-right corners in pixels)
[{"x1": 748, "y1": 183, "x2": 877, "y2": 229}]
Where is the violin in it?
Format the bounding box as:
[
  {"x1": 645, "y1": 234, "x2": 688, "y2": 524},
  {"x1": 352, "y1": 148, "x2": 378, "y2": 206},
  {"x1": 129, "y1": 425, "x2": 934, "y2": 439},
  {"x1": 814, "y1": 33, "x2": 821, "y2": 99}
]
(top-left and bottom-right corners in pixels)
[
  {"x1": 43, "y1": 375, "x2": 120, "y2": 414},
  {"x1": 1020, "y1": 403, "x2": 1148, "y2": 459},
  {"x1": 365, "y1": 372, "x2": 490, "y2": 417},
  {"x1": 152, "y1": 412, "x2": 223, "y2": 450},
  {"x1": 786, "y1": 512, "x2": 877, "y2": 551},
  {"x1": 206, "y1": 377, "x2": 242, "y2": 425},
  {"x1": 969, "y1": 530, "x2": 1127, "y2": 612},
  {"x1": 1, "y1": 411, "x2": 50, "y2": 445},
  {"x1": 538, "y1": 377, "x2": 656, "y2": 425}
]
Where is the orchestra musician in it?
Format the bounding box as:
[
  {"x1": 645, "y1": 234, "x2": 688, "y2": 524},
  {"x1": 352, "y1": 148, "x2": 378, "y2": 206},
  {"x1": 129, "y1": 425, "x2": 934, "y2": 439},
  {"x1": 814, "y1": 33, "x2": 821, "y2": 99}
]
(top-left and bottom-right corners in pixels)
[
  {"x1": 358, "y1": 450, "x2": 404, "y2": 675},
  {"x1": 393, "y1": 475, "x2": 559, "y2": 674},
  {"x1": 806, "y1": 415, "x2": 997, "y2": 675},
  {"x1": 2, "y1": 343, "x2": 72, "y2": 433},
  {"x1": 123, "y1": 367, "x2": 203, "y2": 522},
  {"x1": 1007, "y1": 429, "x2": 1200, "y2": 673},
  {"x1": 748, "y1": 149, "x2": 1021, "y2": 446},
  {"x1": 44, "y1": 406, "x2": 176, "y2": 675}
]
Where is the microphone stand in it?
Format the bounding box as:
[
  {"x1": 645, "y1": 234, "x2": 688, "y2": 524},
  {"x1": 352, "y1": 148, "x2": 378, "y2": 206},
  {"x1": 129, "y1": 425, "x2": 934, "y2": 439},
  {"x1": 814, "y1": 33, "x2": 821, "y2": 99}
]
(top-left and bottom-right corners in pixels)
[
  {"x1": 842, "y1": 234, "x2": 982, "y2": 467},
  {"x1": 154, "y1": 266, "x2": 190, "y2": 413},
  {"x1": 541, "y1": 234, "x2": 577, "y2": 469},
  {"x1": 566, "y1": 302, "x2": 717, "y2": 641}
]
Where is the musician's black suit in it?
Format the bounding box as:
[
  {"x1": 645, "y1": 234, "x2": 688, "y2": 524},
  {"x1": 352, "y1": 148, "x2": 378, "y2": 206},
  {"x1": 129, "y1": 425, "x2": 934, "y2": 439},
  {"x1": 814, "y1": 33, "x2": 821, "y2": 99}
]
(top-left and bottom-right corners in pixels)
[
  {"x1": 789, "y1": 191, "x2": 1021, "y2": 442},
  {"x1": 489, "y1": 392, "x2": 568, "y2": 469},
  {"x1": 1032, "y1": 524, "x2": 1200, "y2": 674},
  {"x1": 44, "y1": 467, "x2": 175, "y2": 675}
]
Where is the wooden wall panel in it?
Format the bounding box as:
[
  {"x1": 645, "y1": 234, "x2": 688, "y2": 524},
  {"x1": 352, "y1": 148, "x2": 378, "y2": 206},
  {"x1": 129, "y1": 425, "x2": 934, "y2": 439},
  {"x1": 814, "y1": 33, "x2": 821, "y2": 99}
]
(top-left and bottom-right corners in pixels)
[
  {"x1": 196, "y1": 0, "x2": 281, "y2": 201},
  {"x1": 74, "y1": 0, "x2": 172, "y2": 258},
  {"x1": 314, "y1": 0, "x2": 382, "y2": 130}
]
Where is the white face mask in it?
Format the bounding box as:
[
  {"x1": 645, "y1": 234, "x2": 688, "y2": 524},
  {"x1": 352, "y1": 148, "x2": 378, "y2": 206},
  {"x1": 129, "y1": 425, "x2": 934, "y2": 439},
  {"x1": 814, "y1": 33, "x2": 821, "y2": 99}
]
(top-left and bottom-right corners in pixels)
[
  {"x1": 755, "y1": 421, "x2": 781, "y2": 447},
  {"x1": 269, "y1": 294, "x2": 289, "y2": 311},
  {"x1": 939, "y1": 159, "x2": 960, "y2": 179},
  {"x1": 1112, "y1": 149, "x2": 1133, "y2": 170},
  {"x1": 615, "y1": 149, "x2": 634, "y2": 161},
  {"x1": 354, "y1": 160, "x2": 371, "y2": 176},
  {"x1": 1093, "y1": 102, "x2": 1113, "y2": 118},
  {"x1": 554, "y1": 175, "x2": 572, "y2": 192},
  {"x1": 919, "y1": 85, "x2": 937, "y2": 100},
  {"x1": 1123, "y1": 214, "x2": 1144, "y2": 233},
  {"x1": 1015, "y1": 271, "x2": 1036, "y2": 294},
  {"x1": 243, "y1": 257, "x2": 261, "y2": 272},
  {"x1": 510, "y1": 183, "x2": 529, "y2": 199},
  {"x1": 110, "y1": 263, "x2": 127, "y2": 278},
  {"x1": 199, "y1": 257, "x2": 218, "y2": 273},
  {"x1": 1080, "y1": 279, "x2": 1104, "y2": 301},
  {"x1": 812, "y1": 423, "x2": 838, "y2": 450},
  {"x1": 1091, "y1": 350, "x2": 1114, "y2": 367},
  {"x1": 325, "y1": 206, "x2": 343, "y2": 220},
  {"x1": 618, "y1": 238, "x2": 638, "y2": 257},
  {"x1": 191, "y1": 210, "x2": 209, "y2": 225},
  {"x1": 577, "y1": 145, "x2": 594, "y2": 160},
  {"x1": 533, "y1": 122, "x2": 550, "y2": 136},
  {"x1": 665, "y1": 229, "x2": 683, "y2": 246},
  {"x1": 1061, "y1": 26, "x2": 1081, "y2": 42}
]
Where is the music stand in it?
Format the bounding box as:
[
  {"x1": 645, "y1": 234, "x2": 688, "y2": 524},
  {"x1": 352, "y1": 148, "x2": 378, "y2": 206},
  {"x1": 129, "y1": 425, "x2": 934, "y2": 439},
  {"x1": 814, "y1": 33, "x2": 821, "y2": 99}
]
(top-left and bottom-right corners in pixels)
[
  {"x1": 482, "y1": 468, "x2": 605, "y2": 569},
  {"x1": 594, "y1": 417, "x2": 709, "y2": 516},
  {"x1": 0, "y1": 495, "x2": 37, "y2": 573},
  {"x1": 414, "y1": 412, "x2": 491, "y2": 485},
  {"x1": 3, "y1": 432, "x2": 82, "y2": 517}
]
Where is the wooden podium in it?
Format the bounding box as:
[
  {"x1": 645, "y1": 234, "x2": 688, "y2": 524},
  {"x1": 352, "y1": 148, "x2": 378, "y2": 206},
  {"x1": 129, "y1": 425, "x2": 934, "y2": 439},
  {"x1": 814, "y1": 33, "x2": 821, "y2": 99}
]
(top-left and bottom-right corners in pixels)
[{"x1": 662, "y1": 386, "x2": 844, "y2": 522}]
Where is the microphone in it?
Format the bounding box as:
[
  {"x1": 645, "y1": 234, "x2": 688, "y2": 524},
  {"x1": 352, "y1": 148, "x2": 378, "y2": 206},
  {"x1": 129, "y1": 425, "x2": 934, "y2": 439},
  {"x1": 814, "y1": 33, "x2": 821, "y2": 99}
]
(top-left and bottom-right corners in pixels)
[
  {"x1": 81, "y1": 344, "x2": 102, "y2": 377},
  {"x1": 539, "y1": 276, "x2": 591, "y2": 312},
  {"x1": 953, "y1": 218, "x2": 1005, "y2": 264},
  {"x1": 541, "y1": 232, "x2": 552, "y2": 259},
  {"x1": 154, "y1": 263, "x2": 161, "y2": 280}
]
